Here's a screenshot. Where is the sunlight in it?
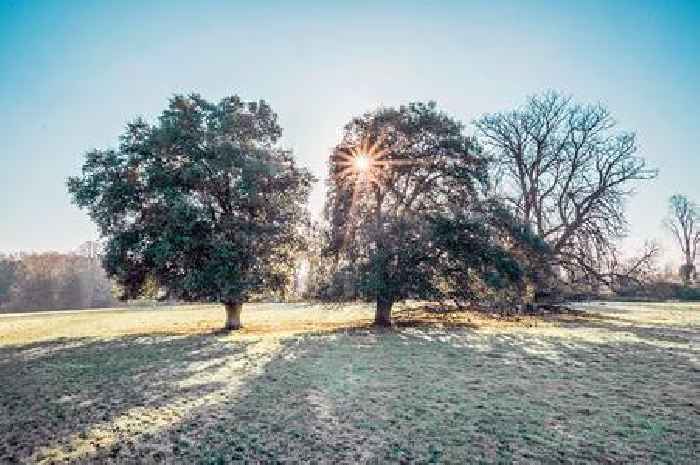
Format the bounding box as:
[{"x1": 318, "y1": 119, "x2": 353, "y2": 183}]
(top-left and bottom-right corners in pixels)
[
  {"x1": 333, "y1": 134, "x2": 424, "y2": 191},
  {"x1": 31, "y1": 336, "x2": 284, "y2": 464},
  {"x1": 333, "y1": 135, "x2": 390, "y2": 187},
  {"x1": 353, "y1": 153, "x2": 371, "y2": 173}
]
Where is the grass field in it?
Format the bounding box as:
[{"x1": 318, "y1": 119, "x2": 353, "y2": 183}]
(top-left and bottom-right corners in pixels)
[{"x1": 0, "y1": 302, "x2": 698, "y2": 464}]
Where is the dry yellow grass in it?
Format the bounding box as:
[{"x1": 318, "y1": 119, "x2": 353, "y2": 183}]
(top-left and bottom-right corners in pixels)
[
  {"x1": 0, "y1": 303, "x2": 362, "y2": 345},
  {"x1": 0, "y1": 301, "x2": 550, "y2": 346}
]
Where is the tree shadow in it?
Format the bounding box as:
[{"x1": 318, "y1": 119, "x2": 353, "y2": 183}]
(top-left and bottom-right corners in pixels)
[
  {"x1": 550, "y1": 311, "x2": 699, "y2": 346},
  {"x1": 0, "y1": 332, "x2": 257, "y2": 464},
  {"x1": 43, "y1": 320, "x2": 699, "y2": 464},
  {"x1": 2, "y1": 310, "x2": 698, "y2": 464}
]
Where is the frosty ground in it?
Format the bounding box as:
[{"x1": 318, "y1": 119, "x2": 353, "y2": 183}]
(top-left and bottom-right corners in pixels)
[{"x1": 0, "y1": 302, "x2": 697, "y2": 464}]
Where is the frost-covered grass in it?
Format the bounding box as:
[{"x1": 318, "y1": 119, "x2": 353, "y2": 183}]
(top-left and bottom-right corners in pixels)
[{"x1": 0, "y1": 302, "x2": 698, "y2": 464}]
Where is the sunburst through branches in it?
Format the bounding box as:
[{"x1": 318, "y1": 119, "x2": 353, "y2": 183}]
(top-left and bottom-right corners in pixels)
[
  {"x1": 333, "y1": 134, "x2": 422, "y2": 189},
  {"x1": 331, "y1": 134, "x2": 422, "y2": 249},
  {"x1": 333, "y1": 135, "x2": 390, "y2": 188}
]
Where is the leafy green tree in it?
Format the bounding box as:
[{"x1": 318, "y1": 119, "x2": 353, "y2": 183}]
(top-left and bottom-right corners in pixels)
[
  {"x1": 429, "y1": 200, "x2": 552, "y2": 307},
  {"x1": 325, "y1": 102, "x2": 536, "y2": 326},
  {"x1": 68, "y1": 94, "x2": 313, "y2": 329}
]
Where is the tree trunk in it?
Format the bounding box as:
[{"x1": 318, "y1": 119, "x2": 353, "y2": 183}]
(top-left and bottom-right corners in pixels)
[
  {"x1": 224, "y1": 302, "x2": 243, "y2": 330},
  {"x1": 372, "y1": 184, "x2": 394, "y2": 328},
  {"x1": 685, "y1": 250, "x2": 694, "y2": 285},
  {"x1": 374, "y1": 294, "x2": 394, "y2": 327}
]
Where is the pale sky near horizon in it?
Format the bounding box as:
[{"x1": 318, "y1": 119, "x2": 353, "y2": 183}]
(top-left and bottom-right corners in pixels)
[{"x1": 1, "y1": 0, "x2": 698, "y2": 267}]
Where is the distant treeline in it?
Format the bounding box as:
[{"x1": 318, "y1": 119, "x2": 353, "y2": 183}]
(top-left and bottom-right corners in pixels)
[{"x1": 0, "y1": 249, "x2": 117, "y2": 312}]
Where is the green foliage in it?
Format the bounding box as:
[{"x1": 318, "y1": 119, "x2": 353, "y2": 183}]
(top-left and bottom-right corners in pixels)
[
  {"x1": 67, "y1": 94, "x2": 313, "y2": 305},
  {"x1": 677, "y1": 285, "x2": 700, "y2": 301},
  {"x1": 324, "y1": 102, "x2": 541, "y2": 309},
  {"x1": 429, "y1": 201, "x2": 553, "y2": 305},
  {"x1": 430, "y1": 216, "x2": 522, "y2": 290}
]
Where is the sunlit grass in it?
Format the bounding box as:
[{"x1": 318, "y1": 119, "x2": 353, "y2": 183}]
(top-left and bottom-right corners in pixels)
[
  {"x1": 0, "y1": 301, "x2": 549, "y2": 346},
  {"x1": 0, "y1": 301, "x2": 697, "y2": 463}
]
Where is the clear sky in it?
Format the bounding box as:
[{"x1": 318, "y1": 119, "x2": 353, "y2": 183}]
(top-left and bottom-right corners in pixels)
[{"x1": 1, "y1": 0, "x2": 698, "y2": 265}]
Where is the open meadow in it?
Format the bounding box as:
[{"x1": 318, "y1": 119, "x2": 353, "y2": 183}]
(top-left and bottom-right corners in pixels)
[{"x1": 0, "y1": 302, "x2": 698, "y2": 464}]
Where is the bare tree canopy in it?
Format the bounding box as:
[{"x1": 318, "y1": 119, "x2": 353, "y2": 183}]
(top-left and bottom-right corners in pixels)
[
  {"x1": 665, "y1": 194, "x2": 699, "y2": 284},
  {"x1": 474, "y1": 90, "x2": 657, "y2": 284}
]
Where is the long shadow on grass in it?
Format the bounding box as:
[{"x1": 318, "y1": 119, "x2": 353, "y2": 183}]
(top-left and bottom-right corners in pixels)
[
  {"x1": 54, "y1": 319, "x2": 700, "y2": 465},
  {"x1": 552, "y1": 311, "x2": 699, "y2": 347},
  {"x1": 0, "y1": 333, "x2": 258, "y2": 464}
]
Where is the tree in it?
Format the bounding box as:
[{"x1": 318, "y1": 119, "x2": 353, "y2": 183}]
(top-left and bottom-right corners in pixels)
[
  {"x1": 428, "y1": 200, "x2": 552, "y2": 310},
  {"x1": 296, "y1": 220, "x2": 336, "y2": 300},
  {"x1": 0, "y1": 255, "x2": 22, "y2": 308},
  {"x1": 475, "y1": 91, "x2": 657, "y2": 288},
  {"x1": 75, "y1": 242, "x2": 117, "y2": 308},
  {"x1": 664, "y1": 194, "x2": 699, "y2": 285},
  {"x1": 326, "y1": 102, "x2": 534, "y2": 326},
  {"x1": 11, "y1": 253, "x2": 61, "y2": 310},
  {"x1": 68, "y1": 94, "x2": 313, "y2": 329},
  {"x1": 5, "y1": 252, "x2": 117, "y2": 311}
]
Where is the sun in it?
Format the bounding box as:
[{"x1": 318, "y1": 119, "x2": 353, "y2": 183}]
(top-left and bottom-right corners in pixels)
[
  {"x1": 333, "y1": 135, "x2": 419, "y2": 189},
  {"x1": 332, "y1": 134, "x2": 420, "y2": 248},
  {"x1": 333, "y1": 135, "x2": 390, "y2": 188},
  {"x1": 353, "y1": 153, "x2": 371, "y2": 173}
]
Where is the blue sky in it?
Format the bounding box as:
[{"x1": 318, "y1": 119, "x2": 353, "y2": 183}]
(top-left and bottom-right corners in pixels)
[{"x1": 1, "y1": 0, "x2": 698, "y2": 266}]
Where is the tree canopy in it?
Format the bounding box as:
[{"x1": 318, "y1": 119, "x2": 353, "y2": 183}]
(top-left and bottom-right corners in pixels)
[
  {"x1": 475, "y1": 91, "x2": 657, "y2": 288},
  {"x1": 68, "y1": 94, "x2": 313, "y2": 329},
  {"x1": 0, "y1": 256, "x2": 22, "y2": 307},
  {"x1": 325, "y1": 102, "x2": 540, "y2": 325}
]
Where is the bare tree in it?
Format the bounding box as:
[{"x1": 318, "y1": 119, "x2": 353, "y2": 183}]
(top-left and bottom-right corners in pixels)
[
  {"x1": 5, "y1": 252, "x2": 117, "y2": 311},
  {"x1": 565, "y1": 240, "x2": 660, "y2": 292},
  {"x1": 664, "y1": 194, "x2": 699, "y2": 285},
  {"x1": 0, "y1": 255, "x2": 22, "y2": 309},
  {"x1": 475, "y1": 91, "x2": 657, "y2": 289}
]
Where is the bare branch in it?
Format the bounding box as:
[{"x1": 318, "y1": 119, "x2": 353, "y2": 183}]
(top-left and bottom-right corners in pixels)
[{"x1": 475, "y1": 91, "x2": 657, "y2": 287}]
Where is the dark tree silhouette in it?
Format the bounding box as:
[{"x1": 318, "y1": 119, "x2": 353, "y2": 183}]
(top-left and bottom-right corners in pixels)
[
  {"x1": 325, "y1": 102, "x2": 538, "y2": 325},
  {"x1": 68, "y1": 94, "x2": 313, "y2": 329}
]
